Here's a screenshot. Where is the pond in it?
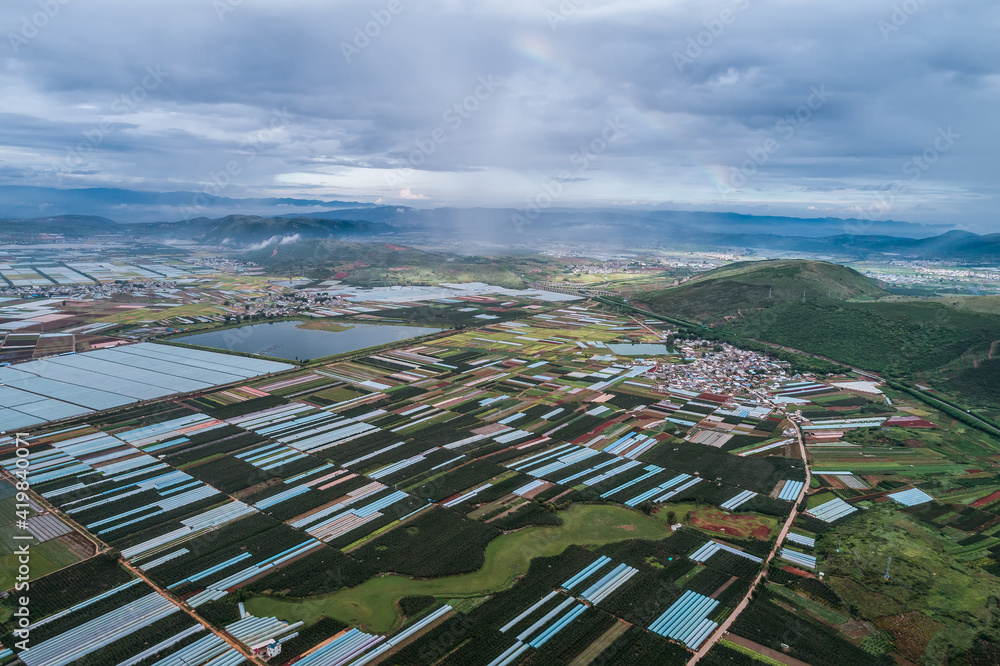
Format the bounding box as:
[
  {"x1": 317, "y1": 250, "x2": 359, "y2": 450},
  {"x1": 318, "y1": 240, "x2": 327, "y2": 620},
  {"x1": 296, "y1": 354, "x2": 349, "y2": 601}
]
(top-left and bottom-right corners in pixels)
[
  {"x1": 178, "y1": 320, "x2": 444, "y2": 361},
  {"x1": 606, "y1": 342, "x2": 677, "y2": 356}
]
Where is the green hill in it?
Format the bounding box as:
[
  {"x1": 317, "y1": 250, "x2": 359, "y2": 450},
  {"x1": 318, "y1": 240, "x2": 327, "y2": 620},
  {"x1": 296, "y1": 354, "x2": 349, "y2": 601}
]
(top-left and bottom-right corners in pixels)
[
  {"x1": 634, "y1": 260, "x2": 887, "y2": 324},
  {"x1": 732, "y1": 300, "x2": 999, "y2": 375},
  {"x1": 634, "y1": 260, "x2": 1000, "y2": 406}
]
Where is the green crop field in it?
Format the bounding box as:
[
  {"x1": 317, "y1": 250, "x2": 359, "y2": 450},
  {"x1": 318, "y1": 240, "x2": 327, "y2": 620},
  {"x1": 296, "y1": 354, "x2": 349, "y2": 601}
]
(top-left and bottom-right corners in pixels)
[
  {"x1": 823, "y1": 505, "x2": 1000, "y2": 663},
  {"x1": 246, "y1": 504, "x2": 673, "y2": 633}
]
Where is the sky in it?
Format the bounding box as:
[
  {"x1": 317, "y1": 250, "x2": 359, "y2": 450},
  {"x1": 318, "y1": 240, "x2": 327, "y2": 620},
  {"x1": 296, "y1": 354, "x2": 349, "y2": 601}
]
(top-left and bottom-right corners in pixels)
[{"x1": 0, "y1": 0, "x2": 997, "y2": 228}]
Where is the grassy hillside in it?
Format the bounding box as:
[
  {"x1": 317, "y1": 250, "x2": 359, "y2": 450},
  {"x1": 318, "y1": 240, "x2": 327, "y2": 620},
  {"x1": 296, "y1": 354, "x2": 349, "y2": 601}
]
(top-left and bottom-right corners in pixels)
[
  {"x1": 933, "y1": 295, "x2": 1000, "y2": 315},
  {"x1": 247, "y1": 239, "x2": 525, "y2": 289},
  {"x1": 634, "y1": 260, "x2": 887, "y2": 324},
  {"x1": 945, "y1": 358, "x2": 1000, "y2": 404},
  {"x1": 730, "y1": 300, "x2": 998, "y2": 377}
]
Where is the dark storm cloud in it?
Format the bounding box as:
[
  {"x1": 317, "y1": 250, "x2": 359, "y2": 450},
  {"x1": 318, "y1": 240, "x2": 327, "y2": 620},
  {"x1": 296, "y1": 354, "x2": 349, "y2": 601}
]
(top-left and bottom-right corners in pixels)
[{"x1": 0, "y1": 0, "x2": 996, "y2": 226}]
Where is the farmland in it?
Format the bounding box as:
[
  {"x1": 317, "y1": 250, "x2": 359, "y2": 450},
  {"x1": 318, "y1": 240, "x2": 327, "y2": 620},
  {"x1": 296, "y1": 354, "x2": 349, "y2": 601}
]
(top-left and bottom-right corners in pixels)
[
  {"x1": 0, "y1": 284, "x2": 997, "y2": 665},
  {"x1": 246, "y1": 503, "x2": 672, "y2": 632}
]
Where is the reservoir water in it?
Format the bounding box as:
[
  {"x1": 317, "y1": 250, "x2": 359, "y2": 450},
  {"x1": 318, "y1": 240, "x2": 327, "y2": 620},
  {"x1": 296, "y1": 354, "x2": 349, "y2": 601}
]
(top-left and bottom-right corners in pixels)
[
  {"x1": 178, "y1": 320, "x2": 443, "y2": 361},
  {"x1": 605, "y1": 342, "x2": 677, "y2": 356}
]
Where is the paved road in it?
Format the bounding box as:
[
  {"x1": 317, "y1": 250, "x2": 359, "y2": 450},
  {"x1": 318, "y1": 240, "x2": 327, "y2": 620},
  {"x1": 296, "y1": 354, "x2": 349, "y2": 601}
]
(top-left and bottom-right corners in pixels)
[
  {"x1": 120, "y1": 558, "x2": 265, "y2": 666},
  {"x1": 687, "y1": 419, "x2": 810, "y2": 665},
  {"x1": 0, "y1": 466, "x2": 264, "y2": 665}
]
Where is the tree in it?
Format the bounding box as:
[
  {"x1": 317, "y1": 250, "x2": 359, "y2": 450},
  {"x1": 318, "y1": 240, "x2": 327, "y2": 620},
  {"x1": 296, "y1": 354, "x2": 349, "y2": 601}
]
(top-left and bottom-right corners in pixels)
[{"x1": 666, "y1": 510, "x2": 677, "y2": 524}]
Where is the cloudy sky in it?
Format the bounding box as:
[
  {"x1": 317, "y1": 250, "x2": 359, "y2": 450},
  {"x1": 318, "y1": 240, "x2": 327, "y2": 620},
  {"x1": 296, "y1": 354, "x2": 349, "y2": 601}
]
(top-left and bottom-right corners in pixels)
[{"x1": 1, "y1": 0, "x2": 997, "y2": 227}]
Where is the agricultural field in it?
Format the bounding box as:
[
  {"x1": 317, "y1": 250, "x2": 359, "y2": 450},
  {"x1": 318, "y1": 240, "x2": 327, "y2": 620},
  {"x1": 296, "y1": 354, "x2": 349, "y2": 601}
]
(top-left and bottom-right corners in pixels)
[
  {"x1": 0, "y1": 478, "x2": 94, "y2": 591},
  {"x1": 0, "y1": 296, "x2": 997, "y2": 665}
]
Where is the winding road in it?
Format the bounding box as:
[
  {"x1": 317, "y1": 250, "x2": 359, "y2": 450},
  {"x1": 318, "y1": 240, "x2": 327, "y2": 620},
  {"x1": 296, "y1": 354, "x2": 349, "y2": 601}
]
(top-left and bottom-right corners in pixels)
[{"x1": 687, "y1": 418, "x2": 811, "y2": 665}]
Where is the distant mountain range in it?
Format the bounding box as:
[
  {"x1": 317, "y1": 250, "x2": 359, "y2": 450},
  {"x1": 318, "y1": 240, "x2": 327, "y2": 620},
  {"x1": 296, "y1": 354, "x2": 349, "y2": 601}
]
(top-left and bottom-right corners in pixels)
[
  {"x1": 144, "y1": 215, "x2": 393, "y2": 246},
  {"x1": 2, "y1": 186, "x2": 998, "y2": 262},
  {"x1": 0, "y1": 186, "x2": 375, "y2": 222}
]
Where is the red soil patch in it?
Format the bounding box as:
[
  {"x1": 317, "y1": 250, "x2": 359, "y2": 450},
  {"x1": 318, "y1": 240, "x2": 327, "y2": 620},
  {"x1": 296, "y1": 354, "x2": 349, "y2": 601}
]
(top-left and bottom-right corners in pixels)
[
  {"x1": 710, "y1": 575, "x2": 738, "y2": 599},
  {"x1": 780, "y1": 565, "x2": 816, "y2": 579},
  {"x1": 884, "y1": 416, "x2": 936, "y2": 428},
  {"x1": 874, "y1": 612, "x2": 944, "y2": 662},
  {"x1": 973, "y1": 490, "x2": 1000, "y2": 508},
  {"x1": 690, "y1": 512, "x2": 771, "y2": 539},
  {"x1": 548, "y1": 488, "x2": 575, "y2": 503}
]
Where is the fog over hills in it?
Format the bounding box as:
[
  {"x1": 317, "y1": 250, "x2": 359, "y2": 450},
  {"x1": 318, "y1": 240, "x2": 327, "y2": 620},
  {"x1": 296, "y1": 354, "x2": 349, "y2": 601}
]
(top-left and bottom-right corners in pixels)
[{"x1": 7, "y1": 186, "x2": 1000, "y2": 262}]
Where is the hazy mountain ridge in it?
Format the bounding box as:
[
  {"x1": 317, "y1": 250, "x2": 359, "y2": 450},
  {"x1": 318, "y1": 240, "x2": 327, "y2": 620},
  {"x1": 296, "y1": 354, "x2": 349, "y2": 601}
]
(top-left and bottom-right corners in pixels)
[
  {"x1": 0, "y1": 186, "x2": 375, "y2": 222},
  {"x1": 150, "y1": 215, "x2": 394, "y2": 245},
  {"x1": 245, "y1": 238, "x2": 526, "y2": 288},
  {"x1": 3, "y1": 186, "x2": 999, "y2": 261}
]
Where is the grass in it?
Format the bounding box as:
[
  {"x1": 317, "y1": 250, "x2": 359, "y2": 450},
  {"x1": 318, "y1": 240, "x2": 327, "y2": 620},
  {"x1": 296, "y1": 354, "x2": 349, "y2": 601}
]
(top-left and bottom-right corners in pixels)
[
  {"x1": 675, "y1": 563, "x2": 705, "y2": 588},
  {"x1": 807, "y1": 492, "x2": 837, "y2": 509},
  {"x1": 34, "y1": 538, "x2": 88, "y2": 570},
  {"x1": 635, "y1": 260, "x2": 885, "y2": 324},
  {"x1": 718, "y1": 639, "x2": 787, "y2": 666},
  {"x1": 933, "y1": 295, "x2": 1000, "y2": 316},
  {"x1": 245, "y1": 504, "x2": 673, "y2": 633},
  {"x1": 0, "y1": 549, "x2": 61, "y2": 591},
  {"x1": 767, "y1": 583, "x2": 848, "y2": 625},
  {"x1": 569, "y1": 619, "x2": 631, "y2": 666},
  {"x1": 823, "y1": 504, "x2": 1000, "y2": 662},
  {"x1": 296, "y1": 321, "x2": 353, "y2": 332}
]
